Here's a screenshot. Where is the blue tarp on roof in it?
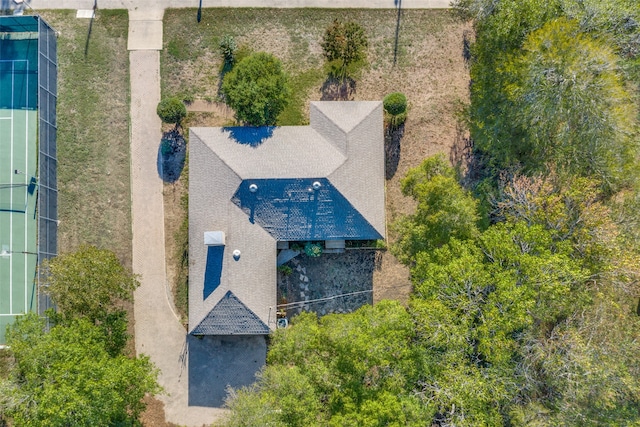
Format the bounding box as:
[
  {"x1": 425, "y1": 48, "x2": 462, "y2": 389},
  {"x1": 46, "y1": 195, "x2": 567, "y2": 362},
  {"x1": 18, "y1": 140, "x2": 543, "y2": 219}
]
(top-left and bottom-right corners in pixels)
[
  {"x1": 231, "y1": 178, "x2": 382, "y2": 241},
  {"x1": 192, "y1": 291, "x2": 270, "y2": 335}
]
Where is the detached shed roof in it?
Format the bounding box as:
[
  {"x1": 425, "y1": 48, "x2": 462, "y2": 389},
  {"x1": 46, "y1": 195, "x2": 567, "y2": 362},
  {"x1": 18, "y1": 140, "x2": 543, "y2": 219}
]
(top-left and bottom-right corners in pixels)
[{"x1": 188, "y1": 101, "x2": 386, "y2": 335}]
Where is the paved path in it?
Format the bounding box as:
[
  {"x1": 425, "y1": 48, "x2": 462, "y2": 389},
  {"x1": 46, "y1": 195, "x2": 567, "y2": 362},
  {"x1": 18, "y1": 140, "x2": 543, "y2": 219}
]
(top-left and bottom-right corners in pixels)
[
  {"x1": 30, "y1": 0, "x2": 451, "y2": 10},
  {"x1": 128, "y1": 11, "x2": 226, "y2": 426}
]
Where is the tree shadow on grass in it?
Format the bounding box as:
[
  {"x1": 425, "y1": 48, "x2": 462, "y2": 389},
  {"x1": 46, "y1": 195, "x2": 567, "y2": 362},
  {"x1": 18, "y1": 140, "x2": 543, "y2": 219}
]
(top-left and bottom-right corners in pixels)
[
  {"x1": 157, "y1": 129, "x2": 186, "y2": 183},
  {"x1": 385, "y1": 123, "x2": 404, "y2": 180},
  {"x1": 216, "y1": 62, "x2": 233, "y2": 102},
  {"x1": 450, "y1": 122, "x2": 477, "y2": 186},
  {"x1": 320, "y1": 76, "x2": 356, "y2": 101}
]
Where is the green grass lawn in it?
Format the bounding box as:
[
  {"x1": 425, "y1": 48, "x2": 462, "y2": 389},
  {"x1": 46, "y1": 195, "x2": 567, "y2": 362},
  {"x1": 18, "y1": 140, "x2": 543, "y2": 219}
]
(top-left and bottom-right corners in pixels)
[{"x1": 37, "y1": 10, "x2": 132, "y2": 265}]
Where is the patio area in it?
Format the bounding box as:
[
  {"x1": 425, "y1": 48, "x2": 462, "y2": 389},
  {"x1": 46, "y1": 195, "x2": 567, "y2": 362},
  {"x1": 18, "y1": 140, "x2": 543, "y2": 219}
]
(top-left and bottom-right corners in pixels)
[{"x1": 277, "y1": 249, "x2": 380, "y2": 320}]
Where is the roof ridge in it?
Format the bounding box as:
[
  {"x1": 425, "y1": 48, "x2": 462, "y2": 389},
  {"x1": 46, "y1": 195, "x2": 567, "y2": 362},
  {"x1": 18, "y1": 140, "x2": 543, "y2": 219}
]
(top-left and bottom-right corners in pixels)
[{"x1": 191, "y1": 290, "x2": 270, "y2": 335}]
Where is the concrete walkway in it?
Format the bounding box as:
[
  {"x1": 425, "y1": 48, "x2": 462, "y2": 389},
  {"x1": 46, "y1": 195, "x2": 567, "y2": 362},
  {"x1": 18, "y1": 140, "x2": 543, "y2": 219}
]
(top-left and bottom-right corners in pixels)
[
  {"x1": 30, "y1": 0, "x2": 451, "y2": 10},
  {"x1": 128, "y1": 10, "x2": 226, "y2": 426}
]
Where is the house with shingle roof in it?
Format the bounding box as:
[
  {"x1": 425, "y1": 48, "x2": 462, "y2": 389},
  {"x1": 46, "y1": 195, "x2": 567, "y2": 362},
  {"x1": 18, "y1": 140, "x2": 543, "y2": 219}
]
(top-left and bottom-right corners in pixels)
[{"x1": 188, "y1": 101, "x2": 385, "y2": 336}]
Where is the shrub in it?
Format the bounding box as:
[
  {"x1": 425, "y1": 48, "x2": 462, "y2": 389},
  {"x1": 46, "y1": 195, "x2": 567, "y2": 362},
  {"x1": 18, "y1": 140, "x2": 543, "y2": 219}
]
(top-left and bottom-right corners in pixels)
[
  {"x1": 321, "y1": 20, "x2": 368, "y2": 77},
  {"x1": 218, "y1": 35, "x2": 237, "y2": 66},
  {"x1": 157, "y1": 97, "x2": 187, "y2": 127},
  {"x1": 383, "y1": 92, "x2": 408, "y2": 127},
  {"x1": 278, "y1": 265, "x2": 293, "y2": 276},
  {"x1": 304, "y1": 242, "x2": 323, "y2": 257},
  {"x1": 222, "y1": 52, "x2": 291, "y2": 126}
]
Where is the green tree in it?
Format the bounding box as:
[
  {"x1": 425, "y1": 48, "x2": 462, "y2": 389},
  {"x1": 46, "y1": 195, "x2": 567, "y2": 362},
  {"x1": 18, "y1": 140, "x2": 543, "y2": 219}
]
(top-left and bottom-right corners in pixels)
[
  {"x1": 392, "y1": 154, "x2": 480, "y2": 264},
  {"x1": 156, "y1": 97, "x2": 187, "y2": 128},
  {"x1": 218, "y1": 35, "x2": 237, "y2": 69},
  {"x1": 41, "y1": 245, "x2": 139, "y2": 355},
  {"x1": 219, "y1": 302, "x2": 427, "y2": 426},
  {"x1": 4, "y1": 314, "x2": 159, "y2": 426},
  {"x1": 503, "y1": 18, "x2": 638, "y2": 190},
  {"x1": 222, "y1": 52, "x2": 291, "y2": 126},
  {"x1": 458, "y1": 0, "x2": 639, "y2": 195},
  {"x1": 321, "y1": 20, "x2": 368, "y2": 78}
]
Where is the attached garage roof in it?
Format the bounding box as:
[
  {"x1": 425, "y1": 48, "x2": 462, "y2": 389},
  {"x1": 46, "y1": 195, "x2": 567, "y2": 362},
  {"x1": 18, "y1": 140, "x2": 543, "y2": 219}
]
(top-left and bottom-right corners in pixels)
[{"x1": 191, "y1": 291, "x2": 270, "y2": 335}]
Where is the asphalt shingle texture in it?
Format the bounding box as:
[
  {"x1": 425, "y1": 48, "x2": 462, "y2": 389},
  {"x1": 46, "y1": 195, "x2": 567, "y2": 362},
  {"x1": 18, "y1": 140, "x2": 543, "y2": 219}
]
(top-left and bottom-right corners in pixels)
[
  {"x1": 192, "y1": 291, "x2": 270, "y2": 335},
  {"x1": 231, "y1": 178, "x2": 382, "y2": 241}
]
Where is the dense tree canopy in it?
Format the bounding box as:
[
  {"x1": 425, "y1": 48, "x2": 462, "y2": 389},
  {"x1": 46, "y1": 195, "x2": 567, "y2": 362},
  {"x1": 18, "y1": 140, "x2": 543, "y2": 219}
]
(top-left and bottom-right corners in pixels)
[
  {"x1": 2, "y1": 247, "x2": 159, "y2": 426},
  {"x1": 222, "y1": 52, "x2": 291, "y2": 126},
  {"x1": 321, "y1": 20, "x2": 368, "y2": 78},
  {"x1": 219, "y1": 302, "x2": 429, "y2": 427},
  {"x1": 41, "y1": 245, "x2": 139, "y2": 355},
  {"x1": 392, "y1": 154, "x2": 480, "y2": 263},
  {"x1": 457, "y1": 0, "x2": 640, "y2": 193},
  {"x1": 2, "y1": 314, "x2": 159, "y2": 426}
]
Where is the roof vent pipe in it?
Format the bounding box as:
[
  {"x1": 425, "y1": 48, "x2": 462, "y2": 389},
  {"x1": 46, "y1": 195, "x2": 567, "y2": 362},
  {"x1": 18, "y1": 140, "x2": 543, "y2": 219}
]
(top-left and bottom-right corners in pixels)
[
  {"x1": 312, "y1": 181, "x2": 322, "y2": 190},
  {"x1": 249, "y1": 184, "x2": 258, "y2": 193}
]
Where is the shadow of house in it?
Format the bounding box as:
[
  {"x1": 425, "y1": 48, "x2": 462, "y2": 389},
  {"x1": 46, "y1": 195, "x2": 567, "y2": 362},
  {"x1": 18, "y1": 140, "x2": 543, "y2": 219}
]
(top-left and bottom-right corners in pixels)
[
  {"x1": 188, "y1": 102, "x2": 386, "y2": 407},
  {"x1": 187, "y1": 334, "x2": 266, "y2": 407}
]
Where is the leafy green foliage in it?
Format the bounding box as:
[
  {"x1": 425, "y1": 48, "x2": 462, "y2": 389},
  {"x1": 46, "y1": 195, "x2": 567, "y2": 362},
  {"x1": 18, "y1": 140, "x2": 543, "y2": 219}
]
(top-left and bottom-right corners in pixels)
[
  {"x1": 463, "y1": 0, "x2": 640, "y2": 194},
  {"x1": 41, "y1": 245, "x2": 139, "y2": 355},
  {"x1": 383, "y1": 92, "x2": 407, "y2": 116},
  {"x1": 220, "y1": 302, "x2": 428, "y2": 426},
  {"x1": 392, "y1": 154, "x2": 480, "y2": 264},
  {"x1": 383, "y1": 92, "x2": 408, "y2": 128},
  {"x1": 3, "y1": 314, "x2": 160, "y2": 426},
  {"x1": 222, "y1": 52, "x2": 291, "y2": 126},
  {"x1": 218, "y1": 35, "x2": 237, "y2": 67},
  {"x1": 321, "y1": 20, "x2": 368, "y2": 78},
  {"x1": 304, "y1": 242, "x2": 323, "y2": 257},
  {"x1": 156, "y1": 97, "x2": 187, "y2": 127},
  {"x1": 502, "y1": 18, "x2": 638, "y2": 189},
  {"x1": 42, "y1": 246, "x2": 138, "y2": 322}
]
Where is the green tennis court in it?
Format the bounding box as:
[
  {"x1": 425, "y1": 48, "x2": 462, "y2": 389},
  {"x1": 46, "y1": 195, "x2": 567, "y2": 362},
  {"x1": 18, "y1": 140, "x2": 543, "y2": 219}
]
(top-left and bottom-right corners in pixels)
[{"x1": 0, "y1": 40, "x2": 39, "y2": 344}]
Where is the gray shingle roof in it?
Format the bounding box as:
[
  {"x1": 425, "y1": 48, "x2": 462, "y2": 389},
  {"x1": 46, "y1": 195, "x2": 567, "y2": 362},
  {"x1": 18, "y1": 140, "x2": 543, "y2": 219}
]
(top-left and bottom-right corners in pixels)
[
  {"x1": 188, "y1": 101, "x2": 385, "y2": 336},
  {"x1": 231, "y1": 178, "x2": 382, "y2": 241},
  {"x1": 191, "y1": 291, "x2": 270, "y2": 335}
]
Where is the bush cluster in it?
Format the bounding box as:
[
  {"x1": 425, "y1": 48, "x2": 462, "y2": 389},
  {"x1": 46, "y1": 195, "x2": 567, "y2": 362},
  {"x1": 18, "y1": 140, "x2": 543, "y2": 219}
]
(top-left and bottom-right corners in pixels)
[
  {"x1": 156, "y1": 97, "x2": 187, "y2": 127},
  {"x1": 383, "y1": 92, "x2": 408, "y2": 128}
]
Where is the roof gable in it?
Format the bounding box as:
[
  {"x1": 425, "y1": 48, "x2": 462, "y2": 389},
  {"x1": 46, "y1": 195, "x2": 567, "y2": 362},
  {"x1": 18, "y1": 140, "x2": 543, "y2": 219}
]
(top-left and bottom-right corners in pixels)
[{"x1": 191, "y1": 291, "x2": 270, "y2": 335}]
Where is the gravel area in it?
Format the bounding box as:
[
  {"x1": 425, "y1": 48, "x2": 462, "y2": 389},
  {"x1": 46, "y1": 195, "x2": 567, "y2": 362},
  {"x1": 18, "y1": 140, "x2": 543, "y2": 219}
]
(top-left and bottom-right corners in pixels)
[{"x1": 277, "y1": 250, "x2": 380, "y2": 320}]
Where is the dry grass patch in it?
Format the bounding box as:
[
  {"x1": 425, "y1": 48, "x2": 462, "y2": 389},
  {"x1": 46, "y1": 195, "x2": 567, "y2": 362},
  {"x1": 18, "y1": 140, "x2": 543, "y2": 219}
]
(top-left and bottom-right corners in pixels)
[
  {"x1": 162, "y1": 8, "x2": 472, "y2": 304},
  {"x1": 38, "y1": 10, "x2": 131, "y2": 264}
]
